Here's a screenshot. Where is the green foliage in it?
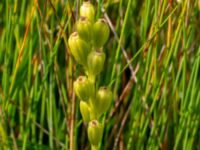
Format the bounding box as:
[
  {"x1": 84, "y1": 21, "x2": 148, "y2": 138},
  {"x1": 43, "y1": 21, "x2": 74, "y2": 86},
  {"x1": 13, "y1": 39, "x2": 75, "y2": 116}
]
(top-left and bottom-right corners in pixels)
[{"x1": 0, "y1": 0, "x2": 200, "y2": 150}]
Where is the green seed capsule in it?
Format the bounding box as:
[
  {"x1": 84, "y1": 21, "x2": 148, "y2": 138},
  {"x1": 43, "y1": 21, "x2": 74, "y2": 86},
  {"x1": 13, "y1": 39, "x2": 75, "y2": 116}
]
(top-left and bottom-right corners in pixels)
[
  {"x1": 87, "y1": 50, "x2": 105, "y2": 76},
  {"x1": 80, "y1": 101, "x2": 91, "y2": 123},
  {"x1": 76, "y1": 16, "x2": 92, "y2": 42},
  {"x1": 92, "y1": 19, "x2": 110, "y2": 48},
  {"x1": 93, "y1": 87, "x2": 112, "y2": 117},
  {"x1": 68, "y1": 32, "x2": 91, "y2": 66},
  {"x1": 87, "y1": 120, "x2": 103, "y2": 146},
  {"x1": 80, "y1": 2, "x2": 95, "y2": 23},
  {"x1": 74, "y1": 76, "x2": 94, "y2": 102}
]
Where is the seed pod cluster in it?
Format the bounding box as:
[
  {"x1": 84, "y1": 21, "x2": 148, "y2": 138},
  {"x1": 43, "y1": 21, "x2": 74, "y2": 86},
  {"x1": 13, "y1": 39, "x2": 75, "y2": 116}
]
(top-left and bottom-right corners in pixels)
[{"x1": 68, "y1": 2, "x2": 112, "y2": 147}]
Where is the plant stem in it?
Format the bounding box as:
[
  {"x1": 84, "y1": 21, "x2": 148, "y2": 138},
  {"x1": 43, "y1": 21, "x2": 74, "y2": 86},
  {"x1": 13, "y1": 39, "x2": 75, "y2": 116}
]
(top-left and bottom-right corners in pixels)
[
  {"x1": 91, "y1": 145, "x2": 98, "y2": 150},
  {"x1": 88, "y1": 74, "x2": 96, "y2": 84}
]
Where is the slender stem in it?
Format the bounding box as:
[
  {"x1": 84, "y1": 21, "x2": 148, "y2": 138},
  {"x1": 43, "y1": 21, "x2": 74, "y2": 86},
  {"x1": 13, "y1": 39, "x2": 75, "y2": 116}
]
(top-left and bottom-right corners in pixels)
[
  {"x1": 110, "y1": 0, "x2": 132, "y2": 83},
  {"x1": 91, "y1": 145, "x2": 98, "y2": 150},
  {"x1": 88, "y1": 74, "x2": 96, "y2": 84},
  {"x1": 70, "y1": 91, "x2": 75, "y2": 150}
]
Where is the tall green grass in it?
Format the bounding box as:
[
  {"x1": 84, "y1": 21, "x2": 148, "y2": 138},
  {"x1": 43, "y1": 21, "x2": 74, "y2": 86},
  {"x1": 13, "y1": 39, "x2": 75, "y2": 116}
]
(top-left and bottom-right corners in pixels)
[{"x1": 0, "y1": 0, "x2": 199, "y2": 149}]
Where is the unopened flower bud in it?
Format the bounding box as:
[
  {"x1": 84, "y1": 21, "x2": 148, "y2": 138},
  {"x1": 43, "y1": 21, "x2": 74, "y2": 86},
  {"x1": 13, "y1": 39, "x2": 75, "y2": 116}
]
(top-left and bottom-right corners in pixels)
[
  {"x1": 76, "y1": 17, "x2": 93, "y2": 42},
  {"x1": 74, "y1": 76, "x2": 94, "y2": 102},
  {"x1": 93, "y1": 87, "x2": 112, "y2": 117},
  {"x1": 68, "y1": 32, "x2": 91, "y2": 66},
  {"x1": 87, "y1": 50, "x2": 105, "y2": 76},
  {"x1": 80, "y1": 2, "x2": 95, "y2": 23},
  {"x1": 80, "y1": 101, "x2": 91, "y2": 123},
  {"x1": 87, "y1": 120, "x2": 103, "y2": 146},
  {"x1": 92, "y1": 19, "x2": 110, "y2": 48}
]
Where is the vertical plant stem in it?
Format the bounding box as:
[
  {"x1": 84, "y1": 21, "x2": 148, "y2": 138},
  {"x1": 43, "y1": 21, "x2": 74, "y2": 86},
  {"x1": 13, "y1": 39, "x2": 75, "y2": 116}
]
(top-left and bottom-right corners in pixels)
[
  {"x1": 110, "y1": 0, "x2": 132, "y2": 82},
  {"x1": 70, "y1": 92, "x2": 75, "y2": 150},
  {"x1": 92, "y1": 145, "x2": 98, "y2": 150}
]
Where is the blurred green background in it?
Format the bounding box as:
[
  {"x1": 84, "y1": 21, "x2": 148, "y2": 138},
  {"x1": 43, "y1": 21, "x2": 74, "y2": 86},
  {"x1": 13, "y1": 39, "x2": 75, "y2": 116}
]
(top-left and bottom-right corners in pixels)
[{"x1": 0, "y1": 0, "x2": 200, "y2": 149}]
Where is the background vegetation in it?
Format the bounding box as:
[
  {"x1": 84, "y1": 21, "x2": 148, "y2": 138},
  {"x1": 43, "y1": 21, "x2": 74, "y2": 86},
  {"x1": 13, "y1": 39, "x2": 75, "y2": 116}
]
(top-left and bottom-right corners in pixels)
[{"x1": 0, "y1": 0, "x2": 200, "y2": 149}]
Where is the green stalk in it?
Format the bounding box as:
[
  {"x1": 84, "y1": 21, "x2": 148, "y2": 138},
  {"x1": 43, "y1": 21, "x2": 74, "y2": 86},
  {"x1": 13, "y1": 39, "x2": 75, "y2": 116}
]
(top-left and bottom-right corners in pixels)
[
  {"x1": 110, "y1": 0, "x2": 132, "y2": 82},
  {"x1": 92, "y1": 145, "x2": 98, "y2": 150}
]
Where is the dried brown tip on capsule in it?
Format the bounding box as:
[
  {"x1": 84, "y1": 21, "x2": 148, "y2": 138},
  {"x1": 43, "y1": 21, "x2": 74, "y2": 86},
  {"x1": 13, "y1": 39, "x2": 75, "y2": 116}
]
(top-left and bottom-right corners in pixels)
[
  {"x1": 78, "y1": 76, "x2": 84, "y2": 81},
  {"x1": 80, "y1": 16, "x2": 87, "y2": 21},
  {"x1": 99, "y1": 18, "x2": 107, "y2": 23},
  {"x1": 72, "y1": 32, "x2": 78, "y2": 36},
  {"x1": 91, "y1": 120, "x2": 98, "y2": 126}
]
